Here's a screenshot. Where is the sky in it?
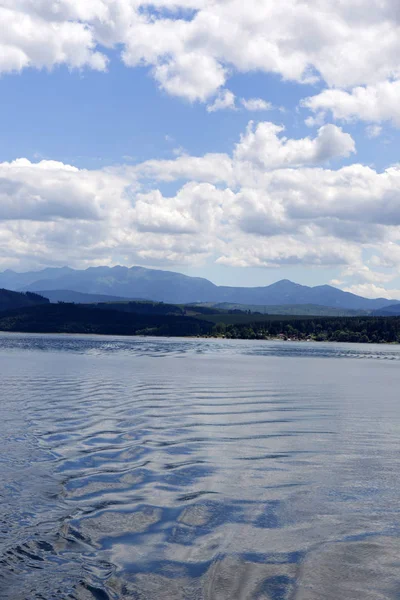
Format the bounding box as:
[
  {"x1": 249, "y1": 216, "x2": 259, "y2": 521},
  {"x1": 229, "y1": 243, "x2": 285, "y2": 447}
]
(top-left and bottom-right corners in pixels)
[{"x1": 2, "y1": 1, "x2": 400, "y2": 297}]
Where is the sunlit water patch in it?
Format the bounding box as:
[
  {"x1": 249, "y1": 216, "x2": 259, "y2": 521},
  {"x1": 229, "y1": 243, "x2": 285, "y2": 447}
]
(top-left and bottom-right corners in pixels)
[{"x1": 1, "y1": 334, "x2": 400, "y2": 599}]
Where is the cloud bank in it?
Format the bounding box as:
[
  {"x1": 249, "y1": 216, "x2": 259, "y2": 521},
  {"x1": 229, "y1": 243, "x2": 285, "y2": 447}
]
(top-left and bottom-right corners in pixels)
[
  {"x1": 3, "y1": 0, "x2": 400, "y2": 109},
  {"x1": 0, "y1": 121, "x2": 400, "y2": 297}
]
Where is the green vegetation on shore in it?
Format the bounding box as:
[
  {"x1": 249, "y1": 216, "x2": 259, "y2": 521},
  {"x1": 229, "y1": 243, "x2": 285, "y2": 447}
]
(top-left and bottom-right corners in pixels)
[
  {"x1": 212, "y1": 317, "x2": 400, "y2": 343},
  {"x1": 1, "y1": 302, "x2": 400, "y2": 343}
]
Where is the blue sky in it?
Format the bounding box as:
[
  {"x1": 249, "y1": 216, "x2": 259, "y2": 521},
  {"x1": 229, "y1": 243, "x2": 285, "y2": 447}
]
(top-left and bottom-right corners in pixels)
[
  {"x1": 0, "y1": 61, "x2": 312, "y2": 166},
  {"x1": 1, "y1": 1, "x2": 400, "y2": 297},
  {"x1": 3, "y1": 61, "x2": 396, "y2": 172}
]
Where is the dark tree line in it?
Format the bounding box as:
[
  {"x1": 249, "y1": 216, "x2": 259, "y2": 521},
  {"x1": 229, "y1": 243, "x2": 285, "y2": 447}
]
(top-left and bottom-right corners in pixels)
[
  {"x1": 0, "y1": 304, "x2": 213, "y2": 337},
  {"x1": 1, "y1": 303, "x2": 400, "y2": 343},
  {"x1": 213, "y1": 316, "x2": 400, "y2": 343}
]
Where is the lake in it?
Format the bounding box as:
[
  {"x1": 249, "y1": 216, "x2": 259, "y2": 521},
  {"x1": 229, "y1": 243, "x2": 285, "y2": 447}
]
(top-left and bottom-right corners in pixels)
[{"x1": 1, "y1": 334, "x2": 400, "y2": 599}]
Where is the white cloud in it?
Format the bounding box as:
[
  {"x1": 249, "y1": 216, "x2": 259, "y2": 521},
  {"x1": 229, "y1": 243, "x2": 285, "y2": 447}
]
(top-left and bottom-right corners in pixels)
[
  {"x1": 241, "y1": 98, "x2": 273, "y2": 112},
  {"x1": 366, "y1": 124, "x2": 383, "y2": 138},
  {"x1": 134, "y1": 152, "x2": 234, "y2": 185},
  {"x1": 0, "y1": 158, "x2": 127, "y2": 221},
  {"x1": 3, "y1": 0, "x2": 400, "y2": 105},
  {"x1": 305, "y1": 113, "x2": 327, "y2": 128},
  {"x1": 132, "y1": 183, "x2": 233, "y2": 234},
  {"x1": 2, "y1": 120, "x2": 400, "y2": 291},
  {"x1": 133, "y1": 121, "x2": 356, "y2": 186},
  {"x1": 234, "y1": 122, "x2": 356, "y2": 169},
  {"x1": 330, "y1": 279, "x2": 344, "y2": 287},
  {"x1": 303, "y1": 81, "x2": 400, "y2": 127},
  {"x1": 0, "y1": 4, "x2": 108, "y2": 74},
  {"x1": 342, "y1": 284, "x2": 400, "y2": 300},
  {"x1": 152, "y1": 53, "x2": 226, "y2": 102},
  {"x1": 370, "y1": 243, "x2": 400, "y2": 268},
  {"x1": 207, "y1": 89, "x2": 236, "y2": 112},
  {"x1": 215, "y1": 235, "x2": 361, "y2": 269},
  {"x1": 339, "y1": 265, "x2": 393, "y2": 285}
]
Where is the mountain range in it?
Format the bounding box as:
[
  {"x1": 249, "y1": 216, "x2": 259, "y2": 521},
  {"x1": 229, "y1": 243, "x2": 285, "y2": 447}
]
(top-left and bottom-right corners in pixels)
[
  {"x1": 0, "y1": 265, "x2": 398, "y2": 311},
  {"x1": 33, "y1": 289, "x2": 141, "y2": 304},
  {"x1": 372, "y1": 304, "x2": 400, "y2": 317}
]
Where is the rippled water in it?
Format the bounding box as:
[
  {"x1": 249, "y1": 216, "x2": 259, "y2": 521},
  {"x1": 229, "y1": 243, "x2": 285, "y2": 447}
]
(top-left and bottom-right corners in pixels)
[{"x1": 1, "y1": 334, "x2": 400, "y2": 599}]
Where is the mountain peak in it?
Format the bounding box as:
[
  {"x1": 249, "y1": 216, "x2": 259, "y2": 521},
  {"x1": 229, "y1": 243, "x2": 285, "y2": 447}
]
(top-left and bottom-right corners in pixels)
[{"x1": 269, "y1": 279, "x2": 306, "y2": 289}]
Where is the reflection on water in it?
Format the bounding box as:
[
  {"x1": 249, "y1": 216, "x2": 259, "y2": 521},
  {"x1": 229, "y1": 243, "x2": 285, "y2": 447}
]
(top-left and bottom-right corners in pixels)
[{"x1": 1, "y1": 334, "x2": 400, "y2": 599}]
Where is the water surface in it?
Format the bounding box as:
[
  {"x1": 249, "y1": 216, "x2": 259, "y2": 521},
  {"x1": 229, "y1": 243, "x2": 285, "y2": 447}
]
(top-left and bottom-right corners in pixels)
[{"x1": 1, "y1": 334, "x2": 400, "y2": 599}]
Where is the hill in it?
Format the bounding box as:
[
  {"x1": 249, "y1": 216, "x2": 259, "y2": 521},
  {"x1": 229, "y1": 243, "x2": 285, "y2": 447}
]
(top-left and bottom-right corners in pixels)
[
  {"x1": 85, "y1": 300, "x2": 354, "y2": 324},
  {"x1": 91, "y1": 300, "x2": 184, "y2": 316},
  {"x1": 372, "y1": 304, "x2": 400, "y2": 316},
  {"x1": 0, "y1": 304, "x2": 212, "y2": 337},
  {"x1": 0, "y1": 265, "x2": 398, "y2": 311},
  {"x1": 193, "y1": 302, "x2": 367, "y2": 317},
  {"x1": 0, "y1": 289, "x2": 49, "y2": 312}
]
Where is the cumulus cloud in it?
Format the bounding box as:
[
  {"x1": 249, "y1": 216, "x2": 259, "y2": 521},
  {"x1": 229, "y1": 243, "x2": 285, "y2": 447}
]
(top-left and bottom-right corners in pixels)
[
  {"x1": 2, "y1": 118, "x2": 400, "y2": 293},
  {"x1": 207, "y1": 89, "x2": 236, "y2": 112},
  {"x1": 133, "y1": 122, "x2": 356, "y2": 187},
  {"x1": 215, "y1": 237, "x2": 361, "y2": 269},
  {"x1": 234, "y1": 122, "x2": 356, "y2": 168},
  {"x1": 303, "y1": 81, "x2": 400, "y2": 127},
  {"x1": 0, "y1": 3, "x2": 108, "y2": 74},
  {"x1": 3, "y1": 0, "x2": 400, "y2": 105},
  {"x1": 343, "y1": 284, "x2": 400, "y2": 300},
  {"x1": 134, "y1": 153, "x2": 234, "y2": 185},
  {"x1": 152, "y1": 53, "x2": 226, "y2": 102},
  {"x1": 340, "y1": 265, "x2": 393, "y2": 285},
  {"x1": 0, "y1": 158, "x2": 127, "y2": 221},
  {"x1": 241, "y1": 98, "x2": 273, "y2": 112},
  {"x1": 132, "y1": 183, "x2": 233, "y2": 234}
]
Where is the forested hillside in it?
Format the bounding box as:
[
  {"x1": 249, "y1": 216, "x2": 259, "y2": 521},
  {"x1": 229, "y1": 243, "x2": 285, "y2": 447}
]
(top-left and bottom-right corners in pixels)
[
  {"x1": 0, "y1": 304, "x2": 212, "y2": 337},
  {"x1": 0, "y1": 289, "x2": 49, "y2": 312},
  {"x1": 0, "y1": 302, "x2": 400, "y2": 343}
]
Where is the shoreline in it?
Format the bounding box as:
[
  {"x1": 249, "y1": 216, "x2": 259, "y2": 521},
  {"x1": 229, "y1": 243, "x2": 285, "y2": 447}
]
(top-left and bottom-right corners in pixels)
[{"x1": 0, "y1": 329, "x2": 398, "y2": 345}]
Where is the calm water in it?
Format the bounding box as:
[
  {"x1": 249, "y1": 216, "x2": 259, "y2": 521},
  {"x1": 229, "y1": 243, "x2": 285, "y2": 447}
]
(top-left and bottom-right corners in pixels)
[{"x1": 1, "y1": 334, "x2": 400, "y2": 599}]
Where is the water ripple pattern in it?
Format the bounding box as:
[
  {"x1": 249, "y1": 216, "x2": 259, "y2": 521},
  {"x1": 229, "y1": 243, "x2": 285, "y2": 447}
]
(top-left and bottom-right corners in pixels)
[{"x1": 1, "y1": 334, "x2": 400, "y2": 599}]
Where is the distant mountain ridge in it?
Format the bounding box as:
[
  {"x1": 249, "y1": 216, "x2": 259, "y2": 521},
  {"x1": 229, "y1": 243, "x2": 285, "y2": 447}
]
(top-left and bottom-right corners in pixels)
[
  {"x1": 201, "y1": 302, "x2": 367, "y2": 317},
  {"x1": 0, "y1": 265, "x2": 398, "y2": 311},
  {"x1": 36, "y1": 290, "x2": 146, "y2": 304},
  {"x1": 372, "y1": 304, "x2": 400, "y2": 317}
]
